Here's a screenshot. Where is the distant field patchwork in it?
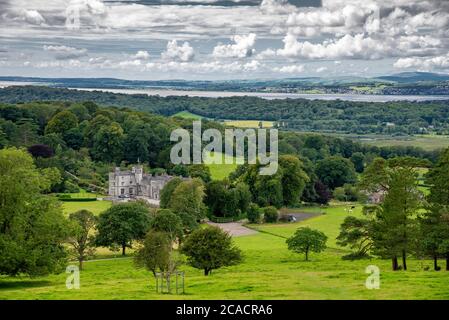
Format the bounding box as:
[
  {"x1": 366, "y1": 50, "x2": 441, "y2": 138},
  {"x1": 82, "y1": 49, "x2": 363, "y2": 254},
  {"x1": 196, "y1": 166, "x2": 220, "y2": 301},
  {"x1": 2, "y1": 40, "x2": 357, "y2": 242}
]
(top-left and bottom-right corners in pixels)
[
  {"x1": 334, "y1": 134, "x2": 449, "y2": 151},
  {"x1": 224, "y1": 120, "x2": 274, "y2": 128}
]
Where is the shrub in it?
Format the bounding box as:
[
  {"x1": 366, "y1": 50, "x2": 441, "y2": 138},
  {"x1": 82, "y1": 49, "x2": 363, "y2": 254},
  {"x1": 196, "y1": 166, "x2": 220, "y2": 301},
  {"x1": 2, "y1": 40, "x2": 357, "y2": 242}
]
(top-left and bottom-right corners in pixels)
[
  {"x1": 64, "y1": 181, "x2": 81, "y2": 193},
  {"x1": 247, "y1": 203, "x2": 261, "y2": 224},
  {"x1": 263, "y1": 206, "x2": 278, "y2": 223}
]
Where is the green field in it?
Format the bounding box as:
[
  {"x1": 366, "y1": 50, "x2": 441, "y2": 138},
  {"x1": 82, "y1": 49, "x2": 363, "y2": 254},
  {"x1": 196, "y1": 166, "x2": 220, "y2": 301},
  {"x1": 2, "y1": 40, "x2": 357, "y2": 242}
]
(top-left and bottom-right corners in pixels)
[
  {"x1": 224, "y1": 120, "x2": 274, "y2": 129},
  {"x1": 62, "y1": 200, "x2": 112, "y2": 215},
  {"x1": 337, "y1": 134, "x2": 449, "y2": 151},
  {"x1": 2, "y1": 203, "x2": 449, "y2": 300},
  {"x1": 172, "y1": 111, "x2": 205, "y2": 120},
  {"x1": 205, "y1": 152, "x2": 240, "y2": 180}
]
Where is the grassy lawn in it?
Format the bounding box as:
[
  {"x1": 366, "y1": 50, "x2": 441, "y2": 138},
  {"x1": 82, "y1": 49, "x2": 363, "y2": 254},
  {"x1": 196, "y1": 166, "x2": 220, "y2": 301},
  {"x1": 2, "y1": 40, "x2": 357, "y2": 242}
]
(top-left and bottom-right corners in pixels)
[
  {"x1": 2, "y1": 203, "x2": 449, "y2": 299},
  {"x1": 172, "y1": 111, "x2": 205, "y2": 120},
  {"x1": 62, "y1": 200, "x2": 112, "y2": 215},
  {"x1": 205, "y1": 152, "x2": 239, "y2": 181}
]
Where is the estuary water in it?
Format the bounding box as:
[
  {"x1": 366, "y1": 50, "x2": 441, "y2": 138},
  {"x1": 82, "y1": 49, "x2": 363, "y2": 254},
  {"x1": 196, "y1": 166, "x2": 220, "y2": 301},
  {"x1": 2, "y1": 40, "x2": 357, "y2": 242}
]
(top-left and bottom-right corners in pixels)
[
  {"x1": 69, "y1": 87, "x2": 449, "y2": 102},
  {"x1": 1, "y1": 81, "x2": 448, "y2": 102}
]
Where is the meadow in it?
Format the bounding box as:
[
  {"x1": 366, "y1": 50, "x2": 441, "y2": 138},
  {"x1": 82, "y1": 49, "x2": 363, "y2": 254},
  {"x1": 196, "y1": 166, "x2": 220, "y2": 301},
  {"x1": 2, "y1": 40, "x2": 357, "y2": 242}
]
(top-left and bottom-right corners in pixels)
[
  {"x1": 2, "y1": 203, "x2": 449, "y2": 300},
  {"x1": 336, "y1": 134, "x2": 449, "y2": 151},
  {"x1": 224, "y1": 120, "x2": 274, "y2": 129}
]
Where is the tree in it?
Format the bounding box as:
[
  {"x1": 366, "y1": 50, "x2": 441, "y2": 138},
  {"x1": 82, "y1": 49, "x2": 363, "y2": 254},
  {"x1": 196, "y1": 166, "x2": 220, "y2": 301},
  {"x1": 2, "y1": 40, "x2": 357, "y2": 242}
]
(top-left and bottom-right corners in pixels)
[
  {"x1": 286, "y1": 227, "x2": 327, "y2": 261},
  {"x1": 333, "y1": 184, "x2": 360, "y2": 202},
  {"x1": 95, "y1": 202, "x2": 151, "y2": 255},
  {"x1": 134, "y1": 231, "x2": 172, "y2": 276},
  {"x1": 150, "y1": 209, "x2": 184, "y2": 243},
  {"x1": 63, "y1": 127, "x2": 84, "y2": 150},
  {"x1": 181, "y1": 226, "x2": 242, "y2": 276},
  {"x1": 68, "y1": 210, "x2": 97, "y2": 270},
  {"x1": 350, "y1": 152, "x2": 365, "y2": 173},
  {"x1": 205, "y1": 180, "x2": 251, "y2": 218},
  {"x1": 263, "y1": 206, "x2": 278, "y2": 223},
  {"x1": 279, "y1": 155, "x2": 309, "y2": 206},
  {"x1": 28, "y1": 144, "x2": 54, "y2": 158},
  {"x1": 314, "y1": 180, "x2": 332, "y2": 205},
  {"x1": 242, "y1": 162, "x2": 284, "y2": 208},
  {"x1": 91, "y1": 122, "x2": 124, "y2": 163},
  {"x1": 422, "y1": 149, "x2": 449, "y2": 270},
  {"x1": 360, "y1": 157, "x2": 423, "y2": 271},
  {"x1": 337, "y1": 216, "x2": 373, "y2": 260},
  {"x1": 45, "y1": 110, "x2": 78, "y2": 135},
  {"x1": 160, "y1": 177, "x2": 183, "y2": 209},
  {"x1": 247, "y1": 203, "x2": 261, "y2": 224},
  {"x1": 316, "y1": 156, "x2": 357, "y2": 190},
  {"x1": 0, "y1": 148, "x2": 69, "y2": 276},
  {"x1": 427, "y1": 148, "x2": 449, "y2": 205},
  {"x1": 123, "y1": 124, "x2": 151, "y2": 164},
  {"x1": 188, "y1": 164, "x2": 212, "y2": 183},
  {"x1": 169, "y1": 178, "x2": 206, "y2": 231},
  {"x1": 84, "y1": 114, "x2": 111, "y2": 146}
]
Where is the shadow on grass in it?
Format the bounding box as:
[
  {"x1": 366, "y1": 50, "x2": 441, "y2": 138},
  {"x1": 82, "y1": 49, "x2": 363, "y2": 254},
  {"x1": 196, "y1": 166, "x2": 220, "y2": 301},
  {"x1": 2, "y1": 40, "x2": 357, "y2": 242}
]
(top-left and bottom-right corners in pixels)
[{"x1": 0, "y1": 280, "x2": 52, "y2": 290}]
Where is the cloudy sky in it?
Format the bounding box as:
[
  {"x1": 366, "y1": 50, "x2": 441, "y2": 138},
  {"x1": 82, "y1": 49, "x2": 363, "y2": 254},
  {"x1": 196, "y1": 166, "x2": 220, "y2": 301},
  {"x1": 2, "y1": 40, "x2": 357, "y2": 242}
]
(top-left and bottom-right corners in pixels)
[{"x1": 0, "y1": 0, "x2": 448, "y2": 80}]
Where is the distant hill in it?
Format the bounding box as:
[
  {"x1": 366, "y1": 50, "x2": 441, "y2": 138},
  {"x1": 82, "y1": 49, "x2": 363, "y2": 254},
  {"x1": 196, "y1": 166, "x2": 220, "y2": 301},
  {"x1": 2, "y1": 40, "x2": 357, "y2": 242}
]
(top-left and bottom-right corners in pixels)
[
  {"x1": 376, "y1": 72, "x2": 449, "y2": 83},
  {"x1": 1, "y1": 72, "x2": 449, "y2": 95}
]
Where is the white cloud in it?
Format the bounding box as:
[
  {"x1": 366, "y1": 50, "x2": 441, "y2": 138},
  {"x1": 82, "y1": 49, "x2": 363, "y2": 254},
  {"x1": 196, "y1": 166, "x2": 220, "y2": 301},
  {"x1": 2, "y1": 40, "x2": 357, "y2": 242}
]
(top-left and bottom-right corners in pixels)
[
  {"x1": 161, "y1": 40, "x2": 195, "y2": 62},
  {"x1": 22, "y1": 10, "x2": 46, "y2": 25},
  {"x1": 316, "y1": 66, "x2": 328, "y2": 73},
  {"x1": 119, "y1": 59, "x2": 142, "y2": 68},
  {"x1": 394, "y1": 54, "x2": 449, "y2": 70},
  {"x1": 134, "y1": 50, "x2": 150, "y2": 60},
  {"x1": 274, "y1": 64, "x2": 305, "y2": 74},
  {"x1": 212, "y1": 34, "x2": 257, "y2": 59},
  {"x1": 276, "y1": 33, "x2": 389, "y2": 60},
  {"x1": 43, "y1": 45, "x2": 88, "y2": 60}
]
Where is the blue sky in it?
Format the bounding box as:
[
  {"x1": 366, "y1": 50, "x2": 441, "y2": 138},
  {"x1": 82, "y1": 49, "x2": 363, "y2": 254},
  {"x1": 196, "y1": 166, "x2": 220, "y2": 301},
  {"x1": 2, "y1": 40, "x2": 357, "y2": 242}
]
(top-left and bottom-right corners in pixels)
[{"x1": 0, "y1": 0, "x2": 448, "y2": 80}]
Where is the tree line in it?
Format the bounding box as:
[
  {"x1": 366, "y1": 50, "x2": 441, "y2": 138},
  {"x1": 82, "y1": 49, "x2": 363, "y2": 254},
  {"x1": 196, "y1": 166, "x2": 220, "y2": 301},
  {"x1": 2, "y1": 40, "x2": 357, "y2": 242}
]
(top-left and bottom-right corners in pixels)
[{"x1": 1, "y1": 86, "x2": 449, "y2": 135}]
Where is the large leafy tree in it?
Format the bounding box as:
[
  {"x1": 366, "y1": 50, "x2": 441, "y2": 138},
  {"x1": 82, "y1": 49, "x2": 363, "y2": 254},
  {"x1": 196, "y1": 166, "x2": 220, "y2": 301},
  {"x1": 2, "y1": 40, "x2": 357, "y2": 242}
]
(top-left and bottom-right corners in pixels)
[
  {"x1": 160, "y1": 177, "x2": 183, "y2": 209},
  {"x1": 134, "y1": 231, "x2": 172, "y2": 276},
  {"x1": 123, "y1": 123, "x2": 151, "y2": 164},
  {"x1": 205, "y1": 180, "x2": 251, "y2": 218},
  {"x1": 181, "y1": 226, "x2": 242, "y2": 276},
  {"x1": 286, "y1": 227, "x2": 327, "y2": 261},
  {"x1": 68, "y1": 210, "x2": 97, "y2": 270},
  {"x1": 187, "y1": 164, "x2": 212, "y2": 183},
  {"x1": 0, "y1": 148, "x2": 69, "y2": 276},
  {"x1": 91, "y1": 122, "x2": 124, "y2": 163},
  {"x1": 169, "y1": 178, "x2": 206, "y2": 232},
  {"x1": 150, "y1": 209, "x2": 184, "y2": 243},
  {"x1": 315, "y1": 156, "x2": 356, "y2": 190},
  {"x1": 279, "y1": 155, "x2": 309, "y2": 206},
  {"x1": 242, "y1": 162, "x2": 284, "y2": 208},
  {"x1": 45, "y1": 110, "x2": 78, "y2": 135},
  {"x1": 95, "y1": 202, "x2": 151, "y2": 255}
]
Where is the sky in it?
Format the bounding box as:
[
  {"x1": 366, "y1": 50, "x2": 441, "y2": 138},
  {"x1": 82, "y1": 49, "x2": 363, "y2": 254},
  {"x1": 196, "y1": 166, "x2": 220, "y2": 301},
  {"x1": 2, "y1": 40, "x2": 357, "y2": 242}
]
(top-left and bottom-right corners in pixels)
[{"x1": 0, "y1": 0, "x2": 448, "y2": 80}]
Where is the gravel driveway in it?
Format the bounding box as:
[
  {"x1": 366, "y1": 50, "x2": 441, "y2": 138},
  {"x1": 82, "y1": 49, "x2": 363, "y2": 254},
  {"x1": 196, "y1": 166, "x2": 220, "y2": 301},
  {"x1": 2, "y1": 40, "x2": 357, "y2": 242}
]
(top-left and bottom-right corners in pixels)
[{"x1": 207, "y1": 222, "x2": 257, "y2": 237}]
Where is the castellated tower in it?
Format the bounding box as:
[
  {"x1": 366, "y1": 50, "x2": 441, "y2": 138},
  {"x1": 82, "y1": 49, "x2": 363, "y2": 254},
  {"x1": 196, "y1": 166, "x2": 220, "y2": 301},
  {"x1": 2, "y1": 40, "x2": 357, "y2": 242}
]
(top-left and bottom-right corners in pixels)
[{"x1": 133, "y1": 166, "x2": 143, "y2": 185}]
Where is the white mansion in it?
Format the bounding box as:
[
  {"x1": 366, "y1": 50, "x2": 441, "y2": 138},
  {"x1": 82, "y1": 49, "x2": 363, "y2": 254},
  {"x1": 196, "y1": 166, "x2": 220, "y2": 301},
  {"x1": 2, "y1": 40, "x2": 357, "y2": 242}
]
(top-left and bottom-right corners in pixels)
[{"x1": 108, "y1": 166, "x2": 173, "y2": 200}]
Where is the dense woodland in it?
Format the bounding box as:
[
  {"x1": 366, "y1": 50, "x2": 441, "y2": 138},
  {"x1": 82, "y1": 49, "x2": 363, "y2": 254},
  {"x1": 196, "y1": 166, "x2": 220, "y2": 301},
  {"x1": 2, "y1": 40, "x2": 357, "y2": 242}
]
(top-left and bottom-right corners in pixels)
[
  {"x1": 0, "y1": 99, "x2": 440, "y2": 201},
  {"x1": 2, "y1": 94, "x2": 449, "y2": 280},
  {"x1": 1, "y1": 86, "x2": 449, "y2": 135}
]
